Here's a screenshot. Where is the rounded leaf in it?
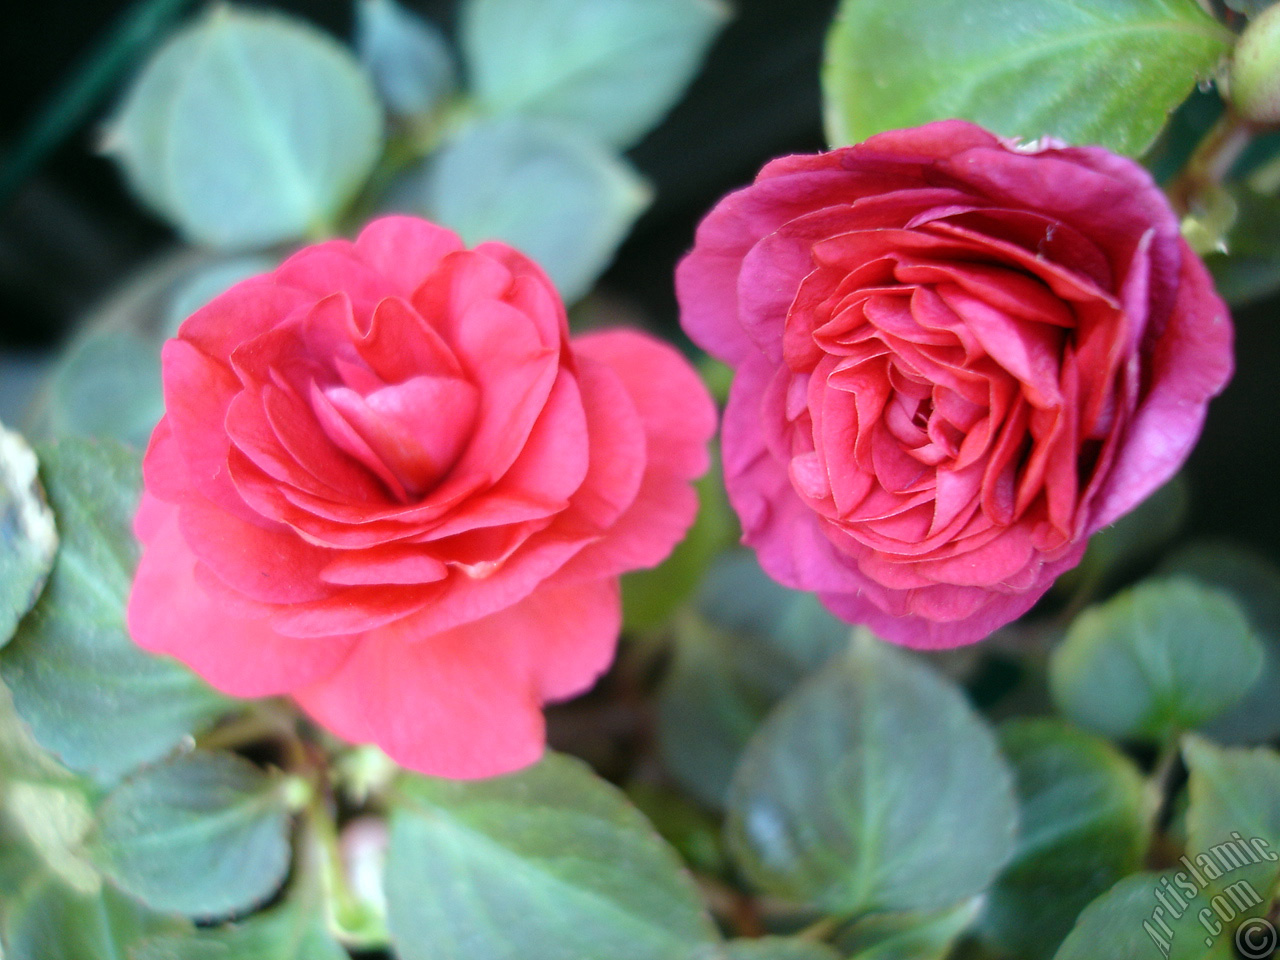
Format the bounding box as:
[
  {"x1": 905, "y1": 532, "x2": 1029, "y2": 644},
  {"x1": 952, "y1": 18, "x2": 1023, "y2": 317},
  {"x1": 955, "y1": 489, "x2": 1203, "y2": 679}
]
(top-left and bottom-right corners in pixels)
[
  {"x1": 1050, "y1": 578, "x2": 1264, "y2": 741},
  {"x1": 460, "y1": 0, "x2": 730, "y2": 148},
  {"x1": 356, "y1": 0, "x2": 456, "y2": 119},
  {"x1": 106, "y1": 6, "x2": 383, "y2": 248},
  {"x1": 92, "y1": 751, "x2": 293, "y2": 918},
  {"x1": 725, "y1": 634, "x2": 1017, "y2": 914},
  {"x1": 0, "y1": 439, "x2": 228, "y2": 783},
  {"x1": 385, "y1": 752, "x2": 720, "y2": 960}
]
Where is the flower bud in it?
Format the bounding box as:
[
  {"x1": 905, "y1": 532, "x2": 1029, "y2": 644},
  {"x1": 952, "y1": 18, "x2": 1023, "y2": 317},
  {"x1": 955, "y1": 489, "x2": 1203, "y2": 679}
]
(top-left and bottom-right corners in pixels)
[{"x1": 1231, "y1": 4, "x2": 1280, "y2": 123}]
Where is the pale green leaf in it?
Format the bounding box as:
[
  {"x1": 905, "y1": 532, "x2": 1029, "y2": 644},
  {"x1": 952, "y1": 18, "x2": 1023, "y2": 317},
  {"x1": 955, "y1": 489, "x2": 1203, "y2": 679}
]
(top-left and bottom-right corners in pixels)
[
  {"x1": 461, "y1": 0, "x2": 730, "y2": 148},
  {"x1": 107, "y1": 5, "x2": 383, "y2": 248}
]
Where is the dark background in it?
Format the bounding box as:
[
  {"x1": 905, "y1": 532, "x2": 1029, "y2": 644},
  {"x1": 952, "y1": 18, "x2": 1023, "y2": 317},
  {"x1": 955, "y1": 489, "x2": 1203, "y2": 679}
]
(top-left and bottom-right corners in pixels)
[{"x1": 1, "y1": 0, "x2": 1275, "y2": 564}]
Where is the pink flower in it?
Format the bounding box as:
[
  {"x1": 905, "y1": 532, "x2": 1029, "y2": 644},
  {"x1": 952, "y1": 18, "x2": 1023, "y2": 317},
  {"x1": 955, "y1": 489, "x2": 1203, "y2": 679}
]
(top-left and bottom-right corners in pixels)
[
  {"x1": 677, "y1": 120, "x2": 1232, "y2": 648},
  {"x1": 128, "y1": 216, "x2": 714, "y2": 777}
]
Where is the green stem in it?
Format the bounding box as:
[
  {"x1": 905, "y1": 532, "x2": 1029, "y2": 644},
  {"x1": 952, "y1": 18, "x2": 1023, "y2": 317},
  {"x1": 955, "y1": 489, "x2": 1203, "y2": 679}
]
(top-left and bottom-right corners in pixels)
[
  {"x1": 195, "y1": 699, "x2": 298, "y2": 752},
  {"x1": 304, "y1": 791, "x2": 390, "y2": 947},
  {"x1": 1166, "y1": 110, "x2": 1256, "y2": 217},
  {"x1": 1147, "y1": 736, "x2": 1183, "y2": 832}
]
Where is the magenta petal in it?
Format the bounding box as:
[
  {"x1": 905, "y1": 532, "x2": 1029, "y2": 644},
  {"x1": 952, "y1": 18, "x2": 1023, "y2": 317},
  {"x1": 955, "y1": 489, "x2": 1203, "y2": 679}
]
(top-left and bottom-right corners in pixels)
[{"x1": 1089, "y1": 245, "x2": 1233, "y2": 529}]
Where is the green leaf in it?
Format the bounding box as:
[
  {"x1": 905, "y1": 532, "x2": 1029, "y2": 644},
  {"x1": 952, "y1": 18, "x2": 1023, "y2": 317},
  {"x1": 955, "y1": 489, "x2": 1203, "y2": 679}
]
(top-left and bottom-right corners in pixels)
[
  {"x1": 1052, "y1": 872, "x2": 1243, "y2": 960},
  {"x1": 385, "y1": 752, "x2": 721, "y2": 960},
  {"x1": 44, "y1": 333, "x2": 164, "y2": 448},
  {"x1": 725, "y1": 634, "x2": 1017, "y2": 914},
  {"x1": 697, "y1": 938, "x2": 842, "y2": 960},
  {"x1": 698, "y1": 551, "x2": 851, "y2": 701},
  {"x1": 658, "y1": 618, "x2": 772, "y2": 812},
  {"x1": 1049, "y1": 578, "x2": 1263, "y2": 742},
  {"x1": 0, "y1": 439, "x2": 228, "y2": 783},
  {"x1": 357, "y1": 0, "x2": 456, "y2": 119},
  {"x1": 980, "y1": 720, "x2": 1150, "y2": 960},
  {"x1": 0, "y1": 680, "x2": 94, "y2": 898},
  {"x1": 130, "y1": 891, "x2": 348, "y2": 960},
  {"x1": 1204, "y1": 186, "x2": 1280, "y2": 306},
  {"x1": 3, "y1": 878, "x2": 191, "y2": 960},
  {"x1": 1161, "y1": 541, "x2": 1280, "y2": 743},
  {"x1": 1183, "y1": 736, "x2": 1280, "y2": 899},
  {"x1": 460, "y1": 0, "x2": 730, "y2": 149},
  {"x1": 626, "y1": 783, "x2": 726, "y2": 876},
  {"x1": 3, "y1": 780, "x2": 99, "y2": 896},
  {"x1": 105, "y1": 5, "x2": 383, "y2": 248},
  {"x1": 0, "y1": 424, "x2": 57, "y2": 647},
  {"x1": 92, "y1": 751, "x2": 293, "y2": 918},
  {"x1": 657, "y1": 551, "x2": 848, "y2": 810},
  {"x1": 400, "y1": 118, "x2": 651, "y2": 303},
  {"x1": 823, "y1": 0, "x2": 1232, "y2": 156},
  {"x1": 835, "y1": 900, "x2": 979, "y2": 960}
]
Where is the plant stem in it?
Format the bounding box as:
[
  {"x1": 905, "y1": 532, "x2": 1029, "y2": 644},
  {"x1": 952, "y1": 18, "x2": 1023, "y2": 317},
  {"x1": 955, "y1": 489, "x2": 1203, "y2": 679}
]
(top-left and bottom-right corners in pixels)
[
  {"x1": 195, "y1": 698, "x2": 298, "y2": 752},
  {"x1": 1147, "y1": 737, "x2": 1183, "y2": 831},
  {"x1": 1167, "y1": 110, "x2": 1257, "y2": 216}
]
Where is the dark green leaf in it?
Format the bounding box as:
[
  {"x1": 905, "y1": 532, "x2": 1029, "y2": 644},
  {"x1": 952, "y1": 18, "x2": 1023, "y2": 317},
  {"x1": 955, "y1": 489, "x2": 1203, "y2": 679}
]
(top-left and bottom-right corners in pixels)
[
  {"x1": 92, "y1": 751, "x2": 293, "y2": 918},
  {"x1": 697, "y1": 551, "x2": 850, "y2": 701},
  {"x1": 105, "y1": 5, "x2": 383, "y2": 248},
  {"x1": 823, "y1": 0, "x2": 1232, "y2": 156},
  {"x1": 657, "y1": 551, "x2": 848, "y2": 810},
  {"x1": 1049, "y1": 578, "x2": 1263, "y2": 741},
  {"x1": 385, "y1": 752, "x2": 720, "y2": 960},
  {"x1": 3, "y1": 878, "x2": 190, "y2": 960},
  {"x1": 0, "y1": 439, "x2": 228, "y2": 783},
  {"x1": 0, "y1": 424, "x2": 57, "y2": 646},
  {"x1": 725, "y1": 634, "x2": 1017, "y2": 914},
  {"x1": 460, "y1": 0, "x2": 730, "y2": 149},
  {"x1": 357, "y1": 0, "x2": 456, "y2": 119},
  {"x1": 1161, "y1": 541, "x2": 1280, "y2": 743},
  {"x1": 1183, "y1": 736, "x2": 1280, "y2": 899},
  {"x1": 397, "y1": 118, "x2": 650, "y2": 302},
  {"x1": 1073, "y1": 475, "x2": 1189, "y2": 585},
  {"x1": 980, "y1": 720, "x2": 1150, "y2": 960},
  {"x1": 1204, "y1": 186, "x2": 1280, "y2": 306},
  {"x1": 657, "y1": 617, "x2": 772, "y2": 811}
]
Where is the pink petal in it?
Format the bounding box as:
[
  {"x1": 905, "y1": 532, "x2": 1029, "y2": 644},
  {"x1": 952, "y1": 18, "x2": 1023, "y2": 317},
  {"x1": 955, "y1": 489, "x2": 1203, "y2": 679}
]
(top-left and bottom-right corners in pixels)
[
  {"x1": 294, "y1": 613, "x2": 544, "y2": 780},
  {"x1": 554, "y1": 331, "x2": 716, "y2": 581},
  {"x1": 353, "y1": 216, "x2": 465, "y2": 298},
  {"x1": 1089, "y1": 244, "x2": 1233, "y2": 529},
  {"x1": 127, "y1": 497, "x2": 355, "y2": 697}
]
